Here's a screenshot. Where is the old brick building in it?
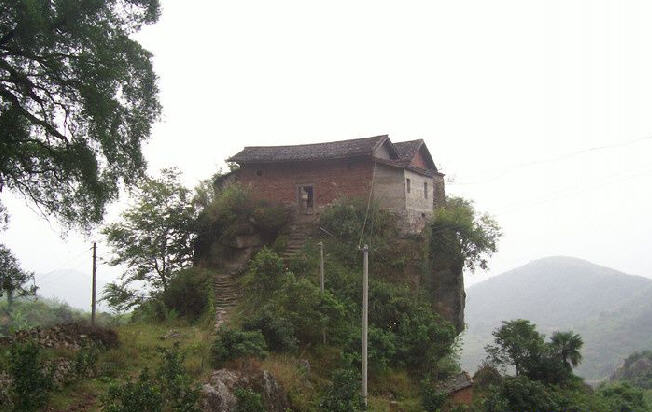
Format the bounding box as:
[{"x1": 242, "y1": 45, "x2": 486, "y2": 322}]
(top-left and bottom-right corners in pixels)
[{"x1": 227, "y1": 135, "x2": 445, "y2": 232}]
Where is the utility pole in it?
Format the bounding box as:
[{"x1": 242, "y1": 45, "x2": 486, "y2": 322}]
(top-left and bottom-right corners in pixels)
[
  {"x1": 91, "y1": 242, "x2": 97, "y2": 326},
  {"x1": 319, "y1": 241, "x2": 326, "y2": 344},
  {"x1": 319, "y1": 241, "x2": 324, "y2": 293},
  {"x1": 362, "y1": 244, "x2": 369, "y2": 407}
]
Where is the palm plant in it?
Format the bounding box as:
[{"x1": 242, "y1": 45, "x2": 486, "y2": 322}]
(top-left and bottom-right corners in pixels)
[{"x1": 550, "y1": 331, "x2": 584, "y2": 369}]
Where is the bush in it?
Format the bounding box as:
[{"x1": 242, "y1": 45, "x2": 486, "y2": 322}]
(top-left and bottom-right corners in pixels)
[
  {"x1": 319, "y1": 368, "x2": 365, "y2": 412},
  {"x1": 483, "y1": 376, "x2": 561, "y2": 412},
  {"x1": 162, "y1": 268, "x2": 214, "y2": 321},
  {"x1": 102, "y1": 344, "x2": 200, "y2": 412},
  {"x1": 210, "y1": 327, "x2": 268, "y2": 367},
  {"x1": 247, "y1": 247, "x2": 286, "y2": 292},
  {"x1": 74, "y1": 343, "x2": 100, "y2": 377},
  {"x1": 102, "y1": 369, "x2": 163, "y2": 412},
  {"x1": 421, "y1": 380, "x2": 447, "y2": 412},
  {"x1": 8, "y1": 341, "x2": 52, "y2": 411},
  {"x1": 243, "y1": 311, "x2": 298, "y2": 352},
  {"x1": 319, "y1": 197, "x2": 399, "y2": 270},
  {"x1": 235, "y1": 387, "x2": 265, "y2": 412}
]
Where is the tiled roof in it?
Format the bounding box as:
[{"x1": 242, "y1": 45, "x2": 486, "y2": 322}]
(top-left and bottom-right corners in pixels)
[
  {"x1": 228, "y1": 135, "x2": 390, "y2": 163},
  {"x1": 438, "y1": 372, "x2": 473, "y2": 394},
  {"x1": 394, "y1": 139, "x2": 424, "y2": 161}
]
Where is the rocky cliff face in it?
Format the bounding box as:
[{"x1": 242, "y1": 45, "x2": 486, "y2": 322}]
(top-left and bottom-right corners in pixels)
[{"x1": 429, "y1": 264, "x2": 465, "y2": 334}]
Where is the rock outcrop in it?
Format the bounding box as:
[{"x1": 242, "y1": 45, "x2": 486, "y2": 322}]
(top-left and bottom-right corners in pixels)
[{"x1": 202, "y1": 368, "x2": 288, "y2": 412}]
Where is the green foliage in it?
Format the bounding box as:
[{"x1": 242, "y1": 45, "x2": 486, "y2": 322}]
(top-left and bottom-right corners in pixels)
[
  {"x1": 0, "y1": 244, "x2": 37, "y2": 330},
  {"x1": 0, "y1": 0, "x2": 161, "y2": 229},
  {"x1": 473, "y1": 362, "x2": 503, "y2": 392},
  {"x1": 598, "y1": 382, "x2": 649, "y2": 412},
  {"x1": 102, "y1": 168, "x2": 195, "y2": 312},
  {"x1": 155, "y1": 344, "x2": 201, "y2": 412},
  {"x1": 162, "y1": 268, "x2": 214, "y2": 322},
  {"x1": 319, "y1": 368, "x2": 365, "y2": 412},
  {"x1": 102, "y1": 343, "x2": 200, "y2": 412},
  {"x1": 429, "y1": 196, "x2": 501, "y2": 273},
  {"x1": 74, "y1": 343, "x2": 100, "y2": 377},
  {"x1": 246, "y1": 246, "x2": 286, "y2": 293},
  {"x1": 234, "y1": 388, "x2": 265, "y2": 412},
  {"x1": 482, "y1": 375, "x2": 561, "y2": 412},
  {"x1": 485, "y1": 319, "x2": 546, "y2": 377},
  {"x1": 421, "y1": 379, "x2": 447, "y2": 412},
  {"x1": 210, "y1": 327, "x2": 268, "y2": 367},
  {"x1": 319, "y1": 197, "x2": 399, "y2": 270},
  {"x1": 612, "y1": 351, "x2": 652, "y2": 390},
  {"x1": 8, "y1": 341, "x2": 52, "y2": 411},
  {"x1": 102, "y1": 369, "x2": 163, "y2": 412},
  {"x1": 243, "y1": 312, "x2": 298, "y2": 353},
  {"x1": 485, "y1": 320, "x2": 580, "y2": 385},
  {"x1": 194, "y1": 183, "x2": 290, "y2": 265}
]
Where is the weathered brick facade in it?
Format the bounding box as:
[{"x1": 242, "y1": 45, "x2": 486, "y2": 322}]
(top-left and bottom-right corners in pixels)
[{"x1": 237, "y1": 157, "x2": 374, "y2": 208}]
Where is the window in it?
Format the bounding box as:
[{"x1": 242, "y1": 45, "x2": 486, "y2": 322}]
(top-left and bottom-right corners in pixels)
[
  {"x1": 406, "y1": 178, "x2": 411, "y2": 193},
  {"x1": 424, "y1": 181, "x2": 428, "y2": 199},
  {"x1": 256, "y1": 169, "x2": 263, "y2": 176}
]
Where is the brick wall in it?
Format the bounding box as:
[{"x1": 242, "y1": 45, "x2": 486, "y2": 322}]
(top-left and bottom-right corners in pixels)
[{"x1": 237, "y1": 158, "x2": 374, "y2": 209}]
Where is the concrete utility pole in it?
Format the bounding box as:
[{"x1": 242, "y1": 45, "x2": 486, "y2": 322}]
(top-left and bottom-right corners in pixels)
[
  {"x1": 319, "y1": 241, "x2": 326, "y2": 344},
  {"x1": 362, "y1": 244, "x2": 369, "y2": 407},
  {"x1": 91, "y1": 242, "x2": 97, "y2": 326},
  {"x1": 319, "y1": 241, "x2": 325, "y2": 293}
]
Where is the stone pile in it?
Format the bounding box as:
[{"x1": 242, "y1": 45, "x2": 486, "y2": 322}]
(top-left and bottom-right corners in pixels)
[{"x1": 1, "y1": 322, "x2": 118, "y2": 350}]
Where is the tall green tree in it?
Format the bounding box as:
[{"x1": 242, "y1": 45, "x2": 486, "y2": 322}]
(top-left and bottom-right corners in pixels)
[
  {"x1": 102, "y1": 168, "x2": 195, "y2": 311},
  {"x1": 0, "y1": 244, "x2": 37, "y2": 325},
  {"x1": 485, "y1": 319, "x2": 545, "y2": 377},
  {"x1": 0, "y1": 0, "x2": 161, "y2": 229}
]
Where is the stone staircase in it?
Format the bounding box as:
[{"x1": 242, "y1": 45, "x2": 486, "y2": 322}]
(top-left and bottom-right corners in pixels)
[
  {"x1": 281, "y1": 220, "x2": 315, "y2": 260},
  {"x1": 213, "y1": 273, "x2": 240, "y2": 329}
]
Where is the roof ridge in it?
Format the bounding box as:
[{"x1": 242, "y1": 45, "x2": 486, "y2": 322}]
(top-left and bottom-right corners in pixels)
[{"x1": 242, "y1": 134, "x2": 388, "y2": 150}]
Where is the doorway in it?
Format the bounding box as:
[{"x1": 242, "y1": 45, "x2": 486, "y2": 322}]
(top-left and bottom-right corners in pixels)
[{"x1": 297, "y1": 185, "x2": 314, "y2": 214}]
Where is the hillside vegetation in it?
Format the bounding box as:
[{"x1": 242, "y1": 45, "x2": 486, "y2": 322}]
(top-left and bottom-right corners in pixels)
[{"x1": 462, "y1": 256, "x2": 652, "y2": 381}]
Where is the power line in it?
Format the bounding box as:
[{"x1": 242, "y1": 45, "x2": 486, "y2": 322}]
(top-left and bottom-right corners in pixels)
[{"x1": 450, "y1": 135, "x2": 652, "y2": 186}]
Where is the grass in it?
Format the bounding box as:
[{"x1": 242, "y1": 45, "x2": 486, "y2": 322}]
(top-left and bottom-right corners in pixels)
[{"x1": 42, "y1": 319, "x2": 214, "y2": 411}]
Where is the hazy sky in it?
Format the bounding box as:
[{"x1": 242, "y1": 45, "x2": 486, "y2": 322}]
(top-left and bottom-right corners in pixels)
[{"x1": 4, "y1": 0, "x2": 652, "y2": 295}]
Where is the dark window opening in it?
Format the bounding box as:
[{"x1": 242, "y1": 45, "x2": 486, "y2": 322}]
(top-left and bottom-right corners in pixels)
[
  {"x1": 406, "y1": 178, "x2": 411, "y2": 193},
  {"x1": 424, "y1": 181, "x2": 428, "y2": 199},
  {"x1": 256, "y1": 169, "x2": 263, "y2": 176}
]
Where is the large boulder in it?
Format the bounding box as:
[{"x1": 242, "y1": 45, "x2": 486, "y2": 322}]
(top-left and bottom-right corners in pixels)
[{"x1": 202, "y1": 368, "x2": 288, "y2": 412}]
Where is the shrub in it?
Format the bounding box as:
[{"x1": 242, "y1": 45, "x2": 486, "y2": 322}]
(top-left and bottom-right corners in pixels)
[
  {"x1": 319, "y1": 368, "x2": 365, "y2": 412},
  {"x1": 234, "y1": 387, "x2": 265, "y2": 412},
  {"x1": 74, "y1": 343, "x2": 100, "y2": 377},
  {"x1": 102, "y1": 369, "x2": 163, "y2": 412},
  {"x1": 8, "y1": 341, "x2": 51, "y2": 411},
  {"x1": 156, "y1": 343, "x2": 201, "y2": 412},
  {"x1": 243, "y1": 311, "x2": 298, "y2": 352},
  {"x1": 421, "y1": 380, "x2": 447, "y2": 412},
  {"x1": 319, "y1": 197, "x2": 399, "y2": 270},
  {"x1": 162, "y1": 268, "x2": 214, "y2": 321},
  {"x1": 247, "y1": 247, "x2": 286, "y2": 292},
  {"x1": 102, "y1": 344, "x2": 200, "y2": 412},
  {"x1": 210, "y1": 327, "x2": 268, "y2": 367},
  {"x1": 483, "y1": 376, "x2": 561, "y2": 412}
]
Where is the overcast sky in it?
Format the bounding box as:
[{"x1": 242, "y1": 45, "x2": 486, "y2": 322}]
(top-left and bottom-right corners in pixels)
[{"x1": 4, "y1": 0, "x2": 652, "y2": 296}]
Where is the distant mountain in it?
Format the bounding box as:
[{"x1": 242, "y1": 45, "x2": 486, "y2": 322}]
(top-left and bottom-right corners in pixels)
[
  {"x1": 34, "y1": 269, "x2": 109, "y2": 311},
  {"x1": 461, "y1": 256, "x2": 652, "y2": 382}
]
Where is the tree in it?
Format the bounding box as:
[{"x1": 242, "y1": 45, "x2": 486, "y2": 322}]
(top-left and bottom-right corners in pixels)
[
  {"x1": 0, "y1": 0, "x2": 161, "y2": 230},
  {"x1": 550, "y1": 331, "x2": 583, "y2": 370},
  {"x1": 429, "y1": 196, "x2": 502, "y2": 272},
  {"x1": 0, "y1": 244, "x2": 37, "y2": 324},
  {"x1": 485, "y1": 319, "x2": 545, "y2": 377},
  {"x1": 102, "y1": 168, "x2": 194, "y2": 311}
]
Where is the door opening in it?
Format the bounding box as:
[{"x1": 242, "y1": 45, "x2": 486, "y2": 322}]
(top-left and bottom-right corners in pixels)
[{"x1": 298, "y1": 185, "x2": 314, "y2": 213}]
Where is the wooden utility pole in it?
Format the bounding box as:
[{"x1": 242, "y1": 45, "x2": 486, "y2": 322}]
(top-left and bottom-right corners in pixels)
[
  {"x1": 91, "y1": 242, "x2": 97, "y2": 326},
  {"x1": 362, "y1": 244, "x2": 369, "y2": 407}
]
